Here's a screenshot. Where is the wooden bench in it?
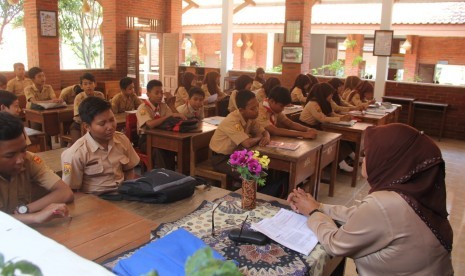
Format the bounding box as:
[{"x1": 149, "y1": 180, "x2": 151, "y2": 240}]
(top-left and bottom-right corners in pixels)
[
  {"x1": 412, "y1": 101, "x2": 448, "y2": 141},
  {"x1": 190, "y1": 130, "x2": 227, "y2": 189},
  {"x1": 382, "y1": 96, "x2": 416, "y2": 125}
]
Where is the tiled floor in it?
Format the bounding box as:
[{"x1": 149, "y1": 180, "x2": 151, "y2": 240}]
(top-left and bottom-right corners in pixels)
[{"x1": 315, "y1": 138, "x2": 465, "y2": 275}]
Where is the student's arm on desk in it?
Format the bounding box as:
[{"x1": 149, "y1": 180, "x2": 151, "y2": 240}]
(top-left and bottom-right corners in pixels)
[
  {"x1": 144, "y1": 113, "x2": 187, "y2": 129},
  {"x1": 266, "y1": 120, "x2": 317, "y2": 139}
]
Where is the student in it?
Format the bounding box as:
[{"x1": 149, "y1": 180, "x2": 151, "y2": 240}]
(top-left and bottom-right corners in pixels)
[
  {"x1": 59, "y1": 84, "x2": 82, "y2": 105},
  {"x1": 255, "y1": 77, "x2": 280, "y2": 104},
  {"x1": 300, "y1": 83, "x2": 355, "y2": 172},
  {"x1": 61, "y1": 97, "x2": 140, "y2": 195},
  {"x1": 258, "y1": 86, "x2": 317, "y2": 139},
  {"x1": 6, "y1": 63, "x2": 33, "y2": 96},
  {"x1": 70, "y1": 73, "x2": 105, "y2": 144},
  {"x1": 327, "y1": 78, "x2": 355, "y2": 109},
  {"x1": 227, "y1": 75, "x2": 253, "y2": 113},
  {"x1": 175, "y1": 72, "x2": 196, "y2": 108},
  {"x1": 0, "y1": 74, "x2": 7, "y2": 90},
  {"x1": 210, "y1": 89, "x2": 270, "y2": 179},
  {"x1": 345, "y1": 81, "x2": 376, "y2": 108},
  {"x1": 111, "y1": 77, "x2": 142, "y2": 114},
  {"x1": 0, "y1": 112, "x2": 73, "y2": 224},
  {"x1": 24, "y1": 67, "x2": 62, "y2": 109},
  {"x1": 0, "y1": 90, "x2": 32, "y2": 146},
  {"x1": 290, "y1": 74, "x2": 311, "y2": 104},
  {"x1": 250, "y1": 67, "x2": 266, "y2": 91},
  {"x1": 176, "y1": 87, "x2": 205, "y2": 120},
  {"x1": 136, "y1": 80, "x2": 186, "y2": 170},
  {"x1": 306, "y1": 73, "x2": 319, "y2": 94},
  {"x1": 201, "y1": 71, "x2": 226, "y2": 103},
  {"x1": 341, "y1": 75, "x2": 362, "y2": 103}
]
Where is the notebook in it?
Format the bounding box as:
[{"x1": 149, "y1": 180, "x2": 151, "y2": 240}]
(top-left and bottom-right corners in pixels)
[
  {"x1": 329, "y1": 119, "x2": 357, "y2": 126},
  {"x1": 266, "y1": 140, "x2": 300, "y2": 151}
]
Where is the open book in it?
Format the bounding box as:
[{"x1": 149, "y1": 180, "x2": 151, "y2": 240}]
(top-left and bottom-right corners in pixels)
[
  {"x1": 34, "y1": 101, "x2": 67, "y2": 109},
  {"x1": 329, "y1": 119, "x2": 357, "y2": 126},
  {"x1": 202, "y1": 116, "x2": 225, "y2": 126},
  {"x1": 266, "y1": 140, "x2": 300, "y2": 151},
  {"x1": 251, "y1": 209, "x2": 318, "y2": 255}
]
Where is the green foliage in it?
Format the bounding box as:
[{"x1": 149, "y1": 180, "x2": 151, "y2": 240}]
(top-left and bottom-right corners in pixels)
[
  {"x1": 312, "y1": 60, "x2": 344, "y2": 77},
  {"x1": 0, "y1": 253, "x2": 42, "y2": 276},
  {"x1": 271, "y1": 64, "x2": 282, "y2": 72},
  {"x1": 352, "y1": 55, "x2": 364, "y2": 67},
  {"x1": 0, "y1": 0, "x2": 24, "y2": 45},
  {"x1": 345, "y1": 39, "x2": 357, "y2": 50},
  {"x1": 185, "y1": 247, "x2": 241, "y2": 276}
]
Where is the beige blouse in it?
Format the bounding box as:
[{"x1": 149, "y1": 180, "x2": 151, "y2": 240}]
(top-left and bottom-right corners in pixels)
[
  {"x1": 228, "y1": 89, "x2": 238, "y2": 112},
  {"x1": 342, "y1": 89, "x2": 368, "y2": 108},
  {"x1": 330, "y1": 99, "x2": 352, "y2": 113},
  {"x1": 200, "y1": 84, "x2": 226, "y2": 101},
  {"x1": 290, "y1": 87, "x2": 306, "y2": 104},
  {"x1": 308, "y1": 191, "x2": 453, "y2": 276},
  {"x1": 250, "y1": 80, "x2": 263, "y2": 92},
  {"x1": 255, "y1": 88, "x2": 267, "y2": 104},
  {"x1": 300, "y1": 101, "x2": 340, "y2": 126},
  {"x1": 175, "y1": 86, "x2": 188, "y2": 108}
]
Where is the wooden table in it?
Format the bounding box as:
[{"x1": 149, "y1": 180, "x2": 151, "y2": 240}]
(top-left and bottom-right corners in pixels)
[
  {"x1": 253, "y1": 136, "x2": 322, "y2": 194},
  {"x1": 204, "y1": 103, "x2": 217, "y2": 117},
  {"x1": 35, "y1": 148, "x2": 66, "y2": 175},
  {"x1": 25, "y1": 127, "x2": 47, "y2": 152},
  {"x1": 350, "y1": 106, "x2": 400, "y2": 126},
  {"x1": 321, "y1": 122, "x2": 373, "y2": 188},
  {"x1": 412, "y1": 101, "x2": 448, "y2": 141},
  {"x1": 282, "y1": 105, "x2": 303, "y2": 122},
  {"x1": 25, "y1": 105, "x2": 74, "y2": 137},
  {"x1": 382, "y1": 96, "x2": 416, "y2": 125},
  {"x1": 34, "y1": 193, "x2": 156, "y2": 263},
  {"x1": 145, "y1": 122, "x2": 217, "y2": 174}
]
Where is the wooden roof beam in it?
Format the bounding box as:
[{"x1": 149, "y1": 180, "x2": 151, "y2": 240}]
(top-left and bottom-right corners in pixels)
[
  {"x1": 234, "y1": 0, "x2": 256, "y2": 14},
  {"x1": 183, "y1": 0, "x2": 199, "y2": 14}
]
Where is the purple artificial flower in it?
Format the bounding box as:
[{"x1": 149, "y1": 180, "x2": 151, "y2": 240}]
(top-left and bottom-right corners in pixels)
[
  {"x1": 229, "y1": 149, "x2": 250, "y2": 166},
  {"x1": 247, "y1": 158, "x2": 262, "y2": 176}
]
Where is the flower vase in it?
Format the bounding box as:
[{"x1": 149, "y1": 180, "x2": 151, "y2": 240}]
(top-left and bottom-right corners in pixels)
[{"x1": 241, "y1": 178, "x2": 257, "y2": 210}]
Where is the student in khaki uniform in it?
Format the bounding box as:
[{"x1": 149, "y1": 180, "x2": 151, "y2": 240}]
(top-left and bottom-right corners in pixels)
[
  {"x1": 176, "y1": 87, "x2": 205, "y2": 120},
  {"x1": 59, "y1": 84, "x2": 82, "y2": 105},
  {"x1": 0, "y1": 113, "x2": 73, "y2": 224},
  {"x1": 111, "y1": 77, "x2": 142, "y2": 114},
  {"x1": 136, "y1": 80, "x2": 186, "y2": 170},
  {"x1": 6, "y1": 63, "x2": 33, "y2": 96},
  {"x1": 0, "y1": 90, "x2": 32, "y2": 146},
  {"x1": 227, "y1": 75, "x2": 253, "y2": 113},
  {"x1": 61, "y1": 97, "x2": 140, "y2": 195},
  {"x1": 290, "y1": 74, "x2": 311, "y2": 104},
  {"x1": 175, "y1": 72, "x2": 196, "y2": 108},
  {"x1": 250, "y1": 67, "x2": 265, "y2": 91},
  {"x1": 24, "y1": 67, "x2": 62, "y2": 109},
  {"x1": 255, "y1": 77, "x2": 280, "y2": 104},
  {"x1": 210, "y1": 89, "x2": 270, "y2": 179},
  {"x1": 257, "y1": 86, "x2": 317, "y2": 139},
  {"x1": 201, "y1": 71, "x2": 226, "y2": 103},
  {"x1": 69, "y1": 73, "x2": 105, "y2": 144}
]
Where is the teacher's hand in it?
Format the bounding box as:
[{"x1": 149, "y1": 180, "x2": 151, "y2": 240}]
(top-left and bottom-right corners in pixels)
[{"x1": 288, "y1": 188, "x2": 320, "y2": 216}]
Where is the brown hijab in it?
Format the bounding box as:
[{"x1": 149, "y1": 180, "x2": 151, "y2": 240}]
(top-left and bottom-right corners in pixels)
[{"x1": 364, "y1": 123, "x2": 453, "y2": 252}]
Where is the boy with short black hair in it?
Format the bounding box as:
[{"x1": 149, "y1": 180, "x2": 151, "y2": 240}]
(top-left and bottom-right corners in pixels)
[
  {"x1": 258, "y1": 86, "x2": 317, "y2": 139},
  {"x1": 61, "y1": 97, "x2": 140, "y2": 195},
  {"x1": 111, "y1": 77, "x2": 142, "y2": 114},
  {"x1": 24, "y1": 67, "x2": 62, "y2": 109},
  {"x1": 136, "y1": 80, "x2": 186, "y2": 170},
  {"x1": 176, "y1": 86, "x2": 205, "y2": 120},
  {"x1": 0, "y1": 112, "x2": 74, "y2": 224},
  {"x1": 6, "y1": 63, "x2": 33, "y2": 95}
]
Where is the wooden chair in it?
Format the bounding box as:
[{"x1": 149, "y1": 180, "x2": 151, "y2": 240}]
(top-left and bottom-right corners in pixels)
[
  {"x1": 124, "y1": 113, "x2": 149, "y2": 173},
  {"x1": 190, "y1": 131, "x2": 227, "y2": 189},
  {"x1": 57, "y1": 110, "x2": 74, "y2": 147},
  {"x1": 216, "y1": 95, "x2": 230, "y2": 117}
]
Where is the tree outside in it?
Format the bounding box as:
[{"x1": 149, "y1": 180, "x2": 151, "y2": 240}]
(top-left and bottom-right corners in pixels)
[{"x1": 0, "y1": 0, "x2": 23, "y2": 46}]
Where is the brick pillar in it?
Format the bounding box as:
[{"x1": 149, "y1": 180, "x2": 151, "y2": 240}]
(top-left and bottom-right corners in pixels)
[
  {"x1": 24, "y1": 0, "x2": 60, "y2": 90},
  {"x1": 403, "y1": 35, "x2": 419, "y2": 81},
  {"x1": 281, "y1": 0, "x2": 313, "y2": 89},
  {"x1": 344, "y1": 34, "x2": 364, "y2": 77}
]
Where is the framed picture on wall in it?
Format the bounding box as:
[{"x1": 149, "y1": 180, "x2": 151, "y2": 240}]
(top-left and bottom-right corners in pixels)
[
  {"x1": 285, "y1": 20, "x2": 301, "y2": 44},
  {"x1": 39, "y1": 10, "x2": 58, "y2": 37},
  {"x1": 282, "y1": 46, "x2": 303, "y2": 64},
  {"x1": 373, "y1": 30, "x2": 393, "y2": 56}
]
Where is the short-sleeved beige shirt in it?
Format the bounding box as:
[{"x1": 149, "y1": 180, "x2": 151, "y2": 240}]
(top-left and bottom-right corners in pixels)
[
  {"x1": 209, "y1": 110, "x2": 265, "y2": 155},
  {"x1": 59, "y1": 85, "x2": 79, "y2": 105},
  {"x1": 0, "y1": 152, "x2": 60, "y2": 213},
  {"x1": 291, "y1": 87, "x2": 306, "y2": 104},
  {"x1": 300, "y1": 101, "x2": 340, "y2": 126},
  {"x1": 73, "y1": 91, "x2": 105, "y2": 123},
  {"x1": 251, "y1": 80, "x2": 263, "y2": 92},
  {"x1": 111, "y1": 93, "x2": 142, "y2": 114},
  {"x1": 201, "y1": 84, "x2": 226, "y2": 100},
  {"x1": 61, "y1": 132, "x2": 140, "y2": 195},
  {"x1": 136, "y1": 100, "x2": 172, "y2": 134},
  {"x1": 257, "y1": 101, "x2": 292, "y2": 129},
  {"x1": 175, "y1": 86, "x2": 189, "y2": 108},
  {"x1": 6, "y1": 77, "x2": 33, "y2": 96},
  {"x1": 176, "y1": 103, "x2": 204, "y2": 120},
  {"x1": 228, "y1": 89, "x2": 239, "y2": 112},
  {"x1": 24, "y1": 84, "x2": 56, "y2": 109}
]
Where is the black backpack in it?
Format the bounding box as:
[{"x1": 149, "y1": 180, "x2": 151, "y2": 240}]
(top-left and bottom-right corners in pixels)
[{"x1": 157, "y1": 117, "x2": 199, "y2": 132}]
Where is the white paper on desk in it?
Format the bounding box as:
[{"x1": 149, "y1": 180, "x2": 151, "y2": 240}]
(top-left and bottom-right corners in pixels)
[
  {"x1": 203, "y1": 116, "x2": 225, "y2": 126},
  {"x1": 36, "y1": 102, "x2": 67, "y2": 109},
  {"x1": 251, "y1": 208, "x2": 318, "y2": 255},
  {"x1": 329, "y1": 119, "x2": 357, "y2": 126},
  {"x1": 207, "y1": 93, "x2": 218, "y2": 104}
]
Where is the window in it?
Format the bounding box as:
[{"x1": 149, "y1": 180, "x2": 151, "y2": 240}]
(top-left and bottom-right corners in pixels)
[{"x1": 0, "y1": 2, "x2": 27, "y2": 71}]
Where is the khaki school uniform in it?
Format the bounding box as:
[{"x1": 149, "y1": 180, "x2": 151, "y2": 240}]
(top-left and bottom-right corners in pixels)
[
  {"x1": 227, "y1": 89, "x2": 238, "y2": 112},
  {"x1": 291, "y1": 87, "x2": 306, "y2": 104},
  {"x1": 201, "y1": 84, "x2": 226, "y2": 101},
  {"x1": 176, "y1": 103, "x2": 204, "y2": 120},
  {"x1": 210, "y1": 110, "x2": 265, "y2": 155},
  {"x1": 175, "y1": 86, "x2": 189, "y2": 108},
  {"x1": 136, "y1": 100, "x2": 172, "y2": 135},
  {"x1": 6, "y1": 77, "x2": 33, "y2": 96},
  {"x1": 73, "y1": 91, "x2": 105, "y2": 123},
  {"x1": 257, "y1": 100, "x2": 293, "y2": 129},
  {"x1": 111, "y1": 93, "x2": 142, "y2": 114},
  {"x1": 300, "y1": 101, "x2": 341, "y2": 126},
  {"x1": 59, "y1": 85, "x2": 79, "y2": 105},
  {"x1": 330, "y1": 99, "x2": 352, "y2": 113},
  {"x1": 61, "y1": 132, "x2": 140, "y2": 195},
  {"x1": 255, "y1": 88, "x2": 267, "y2": 104},
  {"x1": 250, "y1": 80, "x2": 263, "y2": 92},
  {"x1": 24, "y1": 84, "x2": 56, "y2": 109},
  {"x1": 0, "y1": 152, "x2": 60, "y2": 213}
]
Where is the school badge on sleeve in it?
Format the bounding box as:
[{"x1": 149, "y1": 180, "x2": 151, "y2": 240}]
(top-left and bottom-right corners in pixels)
[
  {"x1": 235, "y1": 123, "x2": 243, "y2": 132},
  {"x1": 33, "y1": 156, "x2": 42, "y2": 165},
  {"x1": 63, "y1": 162, "x2": 71, "y2": 175},
  {"x1": 140, "y1": 109, "x2": 146, "y2": 116}
]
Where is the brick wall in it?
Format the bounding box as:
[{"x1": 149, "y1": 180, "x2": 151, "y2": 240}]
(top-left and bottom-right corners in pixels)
[{"x1": 344, "y1": 34, "x2": 364, "y2": 77}]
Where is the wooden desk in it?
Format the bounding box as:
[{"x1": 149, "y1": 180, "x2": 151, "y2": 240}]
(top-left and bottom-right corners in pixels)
[
  {"x1": 350, "y1": 106, "x2": 400, "y2": 126},
  {"x1": 282, "y1": 105, "x2": 303, "y2": 122},
  {"x1": 35, "y1": 148, "x2": 66, "y2": 175},
  {"x1": 412, "y1": 101, "x2": 448, "y2": 141},
  {"x1": 204, "y1": 103, "x2": 217, "y2": 117},
  {"x1": 114, "y1": 112, "x2": 127, "y2": 130},
  {"x1": 321, "y1": 122, "x2": 373, "y2": 188},
  {"x1": 34, "y1": 193, "x2": 156, "y2": 263},
  {"x1": 253, "y1": 136, "x2": 322, "y2": 194},
  {"x1": 25, "y1": 127, "x2": 47, "y2": 152},
  {"x1": 25, "y1": 105, "x2": 74, "y2": 137},
  {"x1": 145, "y1": 122, "x2": 217, "y2": 174},
  {"x1": 382, "y1": 96, "x2": 416, "y2": 125}
]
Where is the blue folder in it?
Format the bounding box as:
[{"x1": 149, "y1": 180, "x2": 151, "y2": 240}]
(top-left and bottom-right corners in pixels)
[{"x1": 113, "y1": 228, "x2": 225, "y2": 276}]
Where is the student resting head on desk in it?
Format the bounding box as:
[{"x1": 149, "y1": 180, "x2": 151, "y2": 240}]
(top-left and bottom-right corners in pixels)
[
  {"x1": 343, "y1": 80, "x2": 376, "y2": 109},
  {"x1": 176, "y1": 86, "x2": 205, "y2": 120},
  {"x1": 0, "y1": 112, "x2": 73, "y2": 224},
  {"x1": 288, "y1": 123, "x2": 454, "y2": 275},
  {"x1": 111, "y1": 77, "x2": 142, "y2": 114},
  {"x1": 257, "y1": 86, "x2": 317, "y2": 139},
  {"x1": 210, "y1": 89, "x2": 270, "y2": 180},
  {"x1": 61, "y1": 97, "x2": 140, "y2": 196}
]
